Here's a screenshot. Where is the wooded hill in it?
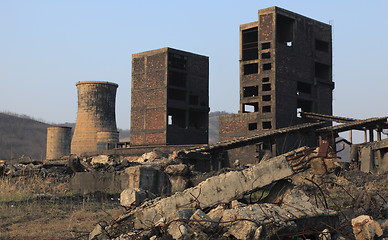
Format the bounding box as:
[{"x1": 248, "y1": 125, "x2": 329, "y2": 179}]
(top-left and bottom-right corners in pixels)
[
  {"x1": 0, "y1": 111, "x2": 231, "y2": 160},
  {"x1": 0, "y1": 112, "x2": 49, "y2": 160}
]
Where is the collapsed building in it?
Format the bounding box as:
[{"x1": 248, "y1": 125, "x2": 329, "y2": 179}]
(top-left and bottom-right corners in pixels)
[
  {"x1": 219, "y1": 7, "x2": 334, "y2": 155},
  {"x1": 130, "y1": 47, "x2": 209, "y2": 146}
]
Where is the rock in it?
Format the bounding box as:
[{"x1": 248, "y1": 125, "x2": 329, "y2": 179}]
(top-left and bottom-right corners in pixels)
[
  {"x1": 378, "y1": 219, "x2": 388, "y2": 237},
  {"x1": 91, "y1": 155, "x2": 110, "y2": 165},
  {"x1": 167, "y1": 222, "x2": 190, "y2": 240},
  {"x1": 169, "y1": 176, "x2": 189, "y2": 193},
  {"x1": 319, "y1": 229, "x2": 331, "y2": 240},
  {"x1": 170, "y1": 208, "x2": 196, "y2": 220},
  {"x1": 227, "y1": 219, "x2": 258, "y2": 240},
  {"x1": 382, "y1": 203, "x2": 388, "y2": 218},
  {"x1": 231, "y1": 200, "x2": 246, "y2": 209},
  {"x1": 189, "y1": 209, "x2": 214, "y2": 229},
  {"x1": 351, "y1": 215, "x2": 383, "y2": 240},
  {"x1": 310, "y1": 158, "x2": 334, "y2": 175},
  {"x1": 89, "y1": 221, "x2": 107, "y2": 240},
  {"x1": 253, "y1": 225, "x2": 263, "y2": 240},
  {"x1": 120, "y1": 188, "x2": 156, "y2": 207},
  {"x1": 165, "y1": 164, "x2": 189, "y2": 175},
  {"x1": 207, "y1": 204, "x2": 226, "y2": 223},
  {"x1": 137, "y1": 151, "x2": 160, "y2": 163}
]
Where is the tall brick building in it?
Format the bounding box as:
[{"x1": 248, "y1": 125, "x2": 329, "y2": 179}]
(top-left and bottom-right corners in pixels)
[
  {"x1": 130, "y1": 47, "x2": 209, "y2": 146},
  {"x1": 219, "y1": 7, "x2": 334, "y2": 151}
]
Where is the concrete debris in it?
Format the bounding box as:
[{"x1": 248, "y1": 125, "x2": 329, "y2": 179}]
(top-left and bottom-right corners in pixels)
[
  {"x1": 136, "y1": 151, "x2": 161, "y2": 163},
  {"x1": 169, "y1": 175, "x2": 189, "y2": 193},
  {"x1": 88, "y1": 147, "x2": 349, "y2": 239},
  {"x1": 90, "y1": 155, "x2": 110, "y2": 165},
  {"x1": 189, "y1": 209, "x2": 215, "y2": 229},
  {"x1": 120, "y1": 188, "x2": 156, "y2": 208},
  {"x1": 167, "y1": 222, "x2": 190, "y2": 239},
  {"x1": 351, "y1": 215, "x2": 383, "y2": 240},
  {"x1": 129, "y1": 152, "x2": 296, "y2": 230},
  {"x1": 319, "y1": 229, "x2": 331, "y2": 240},
  {"x1": 165, "y1": 164, "x2": 189, "y2": 175}
]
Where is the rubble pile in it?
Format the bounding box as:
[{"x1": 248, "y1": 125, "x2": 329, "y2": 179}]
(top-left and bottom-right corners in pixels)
[
  {"x1": 87, "y1": 146, "x2": 388, "y2": 240},
  {"x1": 1, "y1": 145, "x2": 387, "y2": 239}
]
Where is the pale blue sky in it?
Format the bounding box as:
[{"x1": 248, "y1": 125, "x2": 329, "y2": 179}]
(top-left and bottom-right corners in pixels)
[{"x1": 1, "y1": 0, "x2": 388, "y2": 134}]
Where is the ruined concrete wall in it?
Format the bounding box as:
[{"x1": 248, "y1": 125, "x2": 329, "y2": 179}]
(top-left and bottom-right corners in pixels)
[
  {"x1": 130, "y1": 48, "x2": 209, "y2": 146},
  {"x1": 274, "y1": 7, "x2": 333, "y2": 129},
  {"x1": 46, "y1": 126, "x2": 72, "y2": 160},
  {"x1": 219, "y1": 113, "x2": 259, "y2": 141},
  {"x1": 71, "y1": 81, "x2": 118, "y2": 155}
]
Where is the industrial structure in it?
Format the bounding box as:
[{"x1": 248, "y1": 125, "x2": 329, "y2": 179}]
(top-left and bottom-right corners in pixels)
[
  {"x1": 71, "y1": 81, "x2": 119, "y2": 155},
  {"x1": 219, "y1": 7, "x2": 334, "y2": 154},
  {"x1": 130, "y1": 47, "x2": 209, "y2": 146},
  {"x1": 46, "y1": 126, "x2": 72, "y2": 160}
]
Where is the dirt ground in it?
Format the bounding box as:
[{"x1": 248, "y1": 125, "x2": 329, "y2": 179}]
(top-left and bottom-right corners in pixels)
[{"x1": 0, "y1": 185, "x2": 124, "y2": 240}]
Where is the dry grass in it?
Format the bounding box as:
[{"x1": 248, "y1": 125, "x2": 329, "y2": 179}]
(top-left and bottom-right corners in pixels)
[
  {"x1": 0, "y1": 175, "x2": 69, "y2": 202},
  {"x1": 0, "y1": 175, "x2": 124, "y2": 240}
]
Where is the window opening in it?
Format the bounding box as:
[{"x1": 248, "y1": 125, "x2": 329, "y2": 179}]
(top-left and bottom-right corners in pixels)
[
  {"x1": 248, "y1": 123, "x2": 258, "y2": 131},
  {"x1": 276, "y1": 14, "x2": 295, "y2": 46},
  {"x1": 168, "y1": 53, "x2": 187, "y2": 69},
  {"x1": 263, "y1": 63, "x2": 271, "y2": 71},
  {"x1": 189, "y1": 95, "x2": 199, "y2": 105},
  {"x1": 169, "y1": 71, "x2": 187, "y2": 88},
  {"x1": 244, "y1": 63, "x2": 258, "y2": 75},
  {"x1": 243, "y1": 86, "x2": 259, "y2": 97},
  {"x1": 189, "y1": 110, "x2": 207, "y2": 129},
  {"x1": 261, "y1": 42, "x2": 271, "y2": 50},
  {"x1": 243, "y1": 102, "x2": 259, "y2": 113},
  {"x1": 296, "y1": 108, "x2": 302, "y2": 118},
  {"x1": 262, "y1": 105, "x2": 271, "y2": 113},
  {"x1": 168, "y1": 88, "x2": 186, "y2": 101},
  {"x1": 262, "y1": 95, "x2": 271, "y2": 101},
  {"x1": 242, "y1": 27, "x2": 258, "y2": 61},
  {"x1": 262, "y1": 121, "x2": 272, "y2": 129},
  {"x1": 316, "y1": 39, "x2": 329, "y2": 52},
  {"x1": 168, "y1": 108, "x2": 186, "y2": 128},
  {"x1": 262, "y1": 77, "x2": 270, "y2": 82},
  {"x1": 261, "y1": 52, "x2": 271, "y2": 59},
  {"x1": 168, "y1": 115, "x2": 173, "y2": 125},
  {"x1": 315, "y1": 62, "x2": 330, "y2": 80},
  {"x1": 297, "y1": 82, "x2": 312, "y2": 95},
  {"x1": 297, "y1": 99, "x2": 313, "y2": 118},
  {"x1": 262, "y1": 83, "x2": 271, "y2": 91}
]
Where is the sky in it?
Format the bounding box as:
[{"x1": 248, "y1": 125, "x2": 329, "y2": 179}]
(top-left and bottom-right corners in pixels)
[{"x1": 1, "y1": 0, "x2": 388, "y2": 138}]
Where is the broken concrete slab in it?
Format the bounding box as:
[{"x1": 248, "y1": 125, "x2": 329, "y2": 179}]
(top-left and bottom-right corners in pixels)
[
  {"x1": 120, "y1": 188, "x2": 156, "y2": 207},
  {"x1": 165, "y1": 164, "x2": 189, "y2": 175},
  {"x1": 128, "y1": 153, "x2": 295, "y2": 230},
  {"x1": 352, "y1": 215, "x2": 383, "y2": 240},
  {"x1": 90, "y1": 155, "x2": 110, "y2": 165}
]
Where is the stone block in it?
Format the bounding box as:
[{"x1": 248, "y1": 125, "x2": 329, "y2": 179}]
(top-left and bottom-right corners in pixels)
[
  {"x1": 352, "y1": 215, "x2": 383, "y2": 240},
  {"x1": 120, "y1": 188, "x2": 156, "y2": 207},
  {"x1": 165, "y1": 164, "x2": 188, "y2": 175}
]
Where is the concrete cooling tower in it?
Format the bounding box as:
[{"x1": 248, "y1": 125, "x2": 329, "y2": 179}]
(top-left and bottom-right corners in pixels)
[
  {"x1": 71, "y1": 81, "x2": 119, "y2": 155},
  {"x1": 46, "y1": 126, "x2": 72, "y2": 160}
]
